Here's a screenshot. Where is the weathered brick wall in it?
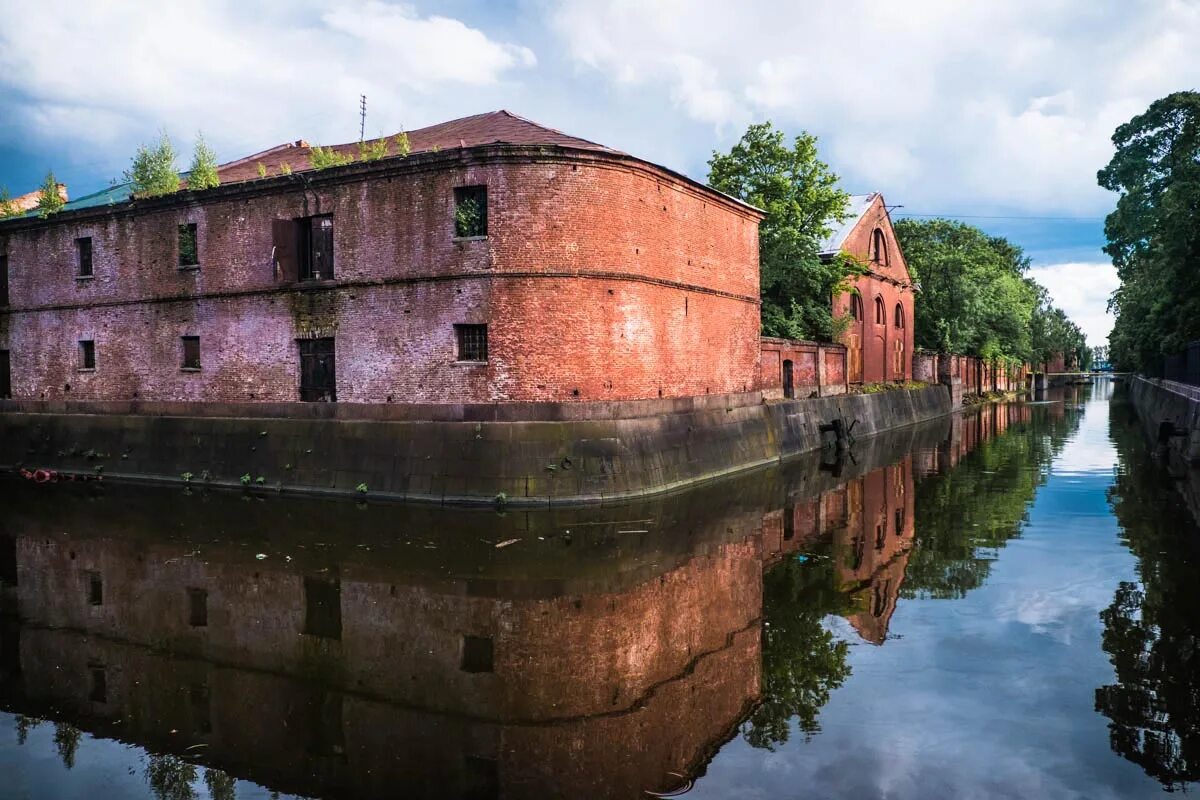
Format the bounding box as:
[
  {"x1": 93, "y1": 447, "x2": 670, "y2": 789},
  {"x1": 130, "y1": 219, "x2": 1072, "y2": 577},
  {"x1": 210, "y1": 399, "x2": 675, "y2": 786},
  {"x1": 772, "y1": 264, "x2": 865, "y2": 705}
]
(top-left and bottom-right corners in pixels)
[
  {"x1": 913, "y1": 350, "x2": 938, "y2": 383},
  {"x1": 0, "y1": 149, "x2": 761, "y2": 404},
  {"x1": 758, "y1": 337, "x2": 848, "y2": 399}
]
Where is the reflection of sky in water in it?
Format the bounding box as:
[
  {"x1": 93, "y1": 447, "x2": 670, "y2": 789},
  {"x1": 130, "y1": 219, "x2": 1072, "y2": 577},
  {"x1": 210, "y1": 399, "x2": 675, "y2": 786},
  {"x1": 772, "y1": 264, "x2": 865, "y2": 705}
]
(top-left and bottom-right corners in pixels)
[{"x1": 694, "y1": 383, "x2": 1167, "y2": 800}]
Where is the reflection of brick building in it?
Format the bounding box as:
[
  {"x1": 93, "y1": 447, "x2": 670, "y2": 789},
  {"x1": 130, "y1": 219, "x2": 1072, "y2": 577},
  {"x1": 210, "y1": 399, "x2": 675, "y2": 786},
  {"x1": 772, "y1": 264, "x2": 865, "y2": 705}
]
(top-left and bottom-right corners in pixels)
[{"x1": 824, "y1": 194, "x2": 916, "y2": 384}]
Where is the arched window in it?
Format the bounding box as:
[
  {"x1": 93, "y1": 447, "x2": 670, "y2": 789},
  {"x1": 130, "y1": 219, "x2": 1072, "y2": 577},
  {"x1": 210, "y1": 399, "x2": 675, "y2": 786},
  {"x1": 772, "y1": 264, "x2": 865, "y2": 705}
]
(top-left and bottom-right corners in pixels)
[
  {"x1": 871, "y1": 228, "x2": 888, "y2": 265},
  {"x1": 894, "y1": 303, "x2": 904, "y2": 328},
  {"x1": 874, "y1": 296, "x2": 885, "y2": 325},
  {"x1": 850, "y1": 294, "x2": 862, "y2": 321}
]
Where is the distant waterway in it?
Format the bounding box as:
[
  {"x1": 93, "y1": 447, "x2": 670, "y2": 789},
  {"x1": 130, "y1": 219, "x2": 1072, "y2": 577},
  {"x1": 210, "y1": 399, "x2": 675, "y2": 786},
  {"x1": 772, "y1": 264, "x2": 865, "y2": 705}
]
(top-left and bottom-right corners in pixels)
[{"x1": 1, "y1": 377, "x2": 1196, "y2": 799}]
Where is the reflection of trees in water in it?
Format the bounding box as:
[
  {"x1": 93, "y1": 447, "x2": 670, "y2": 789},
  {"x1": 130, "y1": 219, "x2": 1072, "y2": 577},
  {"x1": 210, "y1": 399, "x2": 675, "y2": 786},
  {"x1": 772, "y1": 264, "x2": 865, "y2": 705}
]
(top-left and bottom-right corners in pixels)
[
  {"x1": 146, "y1": 753, "x2": 199, "y2": 800},
  {"x1": 1097, "y1": 406, "x2": 1200, "y2": 790},
  {"x1": 902, "y1": 408, "x2": 1078, "y2": 600},
  {"x1": 204, "y1": 768, "x2": 237, "y2": 800},
  {"x1": 53, "y1": 721, "x2": 82, "y2": 770},
  {"x1": 743, "y1": 549, "x2": 852, "y2": 750},
  {"x1": 13, "y1": 714, "x2": 41, "y2": 745}
]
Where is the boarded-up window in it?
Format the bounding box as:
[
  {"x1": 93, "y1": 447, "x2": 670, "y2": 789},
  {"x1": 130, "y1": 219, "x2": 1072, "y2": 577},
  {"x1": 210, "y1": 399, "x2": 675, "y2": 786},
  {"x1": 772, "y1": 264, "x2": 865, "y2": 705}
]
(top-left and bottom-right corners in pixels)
[
  {"x1": 181, "y1": 336, "x2": 201, "y2": 370},
  {"x1": 454, "y1": 186, "x2": 488, "y2": 237},
  {"x1": 298, "y1": 338, "x2": 336, "y2": 402},
  {"x1": 178, "y1": 223, "x2": 198, "y2": 267},
  {"x1": 188, "y1": 587, "x2": 208, "y2": 627},
  {"x1": 79, "y1": 340, "x2": 96, "y2": 370},
  {"x1": 0, "y1": 254, "x2": 8, "y2": 306},
  {"x1": 76, "y1": 237, "x2": 93, "y2": 277},
  {"x1": 455, "y1": 324, "x2": 488, "y2": 362},
  {"x1": 461, "y1": 635, "x2": 494, "y2": 673},
  {"x1": 303, "y1": 576, "x2": 342, "y2": 639}
]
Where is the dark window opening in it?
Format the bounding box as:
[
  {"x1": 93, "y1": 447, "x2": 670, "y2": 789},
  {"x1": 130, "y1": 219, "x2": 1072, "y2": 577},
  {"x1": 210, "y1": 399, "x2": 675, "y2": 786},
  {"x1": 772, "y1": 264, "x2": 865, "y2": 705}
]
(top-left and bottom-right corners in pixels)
[
  {"x1": 300, "y1": 215, "x2": 334, "y2": 281},
  {"x1": 0, "y1": 350, "x2": 10, "y2": 400},
  {"x1": 305, "y1": 691, "x2": 345, "y2": 758},
  {"x1": 782, "y1": 359, "x2": 794, "y2": 399},
  {"x1": 303, "y1": 576, "x2": 342, "y2": 640},
  {"x1": 895, "y1": 509, "x2": 904, "y2": 537},
  {"x1": 79, "y1": 340, "x2": 96, "y2": 370},
  {"x1": 783, "y1": 505, "x2": 795, "y2": 541},
  {"x1": 86, "y1": 571, "x2": 103, "y2": 606},
  {"x1": 76, "y1": 237, "x2": 93, "y2": 277},
  {"x1": 298, "y1": 338, "x2": 336, "y2": 402},
  {"x1": 871, "y1": 228, "x2": 888, "y2": 265},
  {"x1": 463, "y1": 755, "x2": 499, "y2": 800},
  {"x1": 455, "y1": 324, "x2": 488, "y2": 362},
  {"x1": 188, "y1": 587, "x2": 208, "y2": 627},
  {"x1": 0, "y1": 254, "x2": 8, "y2": 306},
  {"x1": 875, "y1": 521, "x2": 886, "y2": 551},
  {"x1": 850, "y1": 294, "x2": 862, "y2": 321},
  {"x1": 461, "y1": 635, "x2": 494, "y2": 673},
  {"x1": 872, "y1": 582, "x2": 888, "y2": 618},
  {"x1": 894, "y1": 303, "x2": 904, "y2": 329},
  {"x1": 454, "y1": 185, "x2": 488, "y2": 238},
  {"x1": 874, "y1": 296, "x2": 885, "y2": 325},
  {"x1": 0, "y1": 534, "x2": 16, "y2": 585},
  {"x1": 89, "y1": 665, "x2": 107, "y2": 703},
  {"x1": 181, "y1": 336, "x2": 201, "y2": 370},
  {"x1": 189, "y1": 683, "x2": 212, "y2": 735},
  {"x1": 178, "y1": 223, "x2": 198, "y2": 267}
]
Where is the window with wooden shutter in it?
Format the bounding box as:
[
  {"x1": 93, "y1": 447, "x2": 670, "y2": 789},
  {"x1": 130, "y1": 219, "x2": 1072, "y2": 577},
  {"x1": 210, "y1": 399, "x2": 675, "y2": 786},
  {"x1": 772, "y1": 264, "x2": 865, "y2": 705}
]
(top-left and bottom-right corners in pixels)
[{"x1": 272, "y1": 219, "x2": 299, "y2": 283}]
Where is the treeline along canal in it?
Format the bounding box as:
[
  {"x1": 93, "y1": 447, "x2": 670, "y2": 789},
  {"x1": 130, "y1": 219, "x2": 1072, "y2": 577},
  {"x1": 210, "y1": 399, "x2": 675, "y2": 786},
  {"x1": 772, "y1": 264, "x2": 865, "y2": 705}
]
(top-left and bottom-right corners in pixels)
[{"x1": 0, "y1": 378, "x2": 1196, "y2": 799}]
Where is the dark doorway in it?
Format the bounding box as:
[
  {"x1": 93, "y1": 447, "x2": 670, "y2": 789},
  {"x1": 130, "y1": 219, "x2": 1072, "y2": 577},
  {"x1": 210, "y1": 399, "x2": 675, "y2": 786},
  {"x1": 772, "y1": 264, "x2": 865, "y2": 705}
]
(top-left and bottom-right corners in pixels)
[
  {"x1": 298, "y1": 338, "x2": 336, "y2": 402},
  {"x1": 0, "y1": 351, "x2": 9, "y2": 400},
  {"x1": 782, "y1": 359, "x2": 794, "y2": 399}
]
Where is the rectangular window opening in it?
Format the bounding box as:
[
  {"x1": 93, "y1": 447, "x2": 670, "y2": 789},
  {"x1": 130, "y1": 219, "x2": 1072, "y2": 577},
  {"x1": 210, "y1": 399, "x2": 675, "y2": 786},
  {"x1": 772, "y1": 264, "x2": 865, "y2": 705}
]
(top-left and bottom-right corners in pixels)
[
  {"x1": 455, "y1": 324, "x2": 488, "y2": 363},
  {"x1": 76, "y1": 237, "x2": 93, "y2": 277},
  {"x1": 0, "y1": 534, "x2": 16, "y2": 586},
  {"x1": 0, "y1": 254, "x2": 9, "y2": 306},
  {"x1": 79, "y1": 340, "x2": 96, "y2": 370},
  {"x1": 181, "y1": 336, "x2": 201, "y2": 370},
  {"x1": 299, "y1": 215, "x2": 334, "y2": 281},
  {"x1": 187, "y1": 587, "x2": 208, "y2": 627},
  {"x1": 0, "y1": 350, "x2": 10, "y2": 400},
  {"x1": 178, "y1": 223, "x2": 198, "y2": 267},
  {"x1": 454, "y1": 185, "x2": 488, "y2": 238},
  {"x1": 86, "y1": 571, "x2": 103, "y2": 606},
  {"x1": 303, "y1": 576, "x2": 342, "y2": 640},
  {"x1": 89, "y1": 665, "x2": 107, "y2": 703},
  {"x1": 189, "y1": 683, "x2": 212, "y2": 735},
  {"x1": 298, "y1": 338, "x2": 336, "y2": 402},
  {"x1": 461, "y1": 635, "x2": 494, "y2": 673}
]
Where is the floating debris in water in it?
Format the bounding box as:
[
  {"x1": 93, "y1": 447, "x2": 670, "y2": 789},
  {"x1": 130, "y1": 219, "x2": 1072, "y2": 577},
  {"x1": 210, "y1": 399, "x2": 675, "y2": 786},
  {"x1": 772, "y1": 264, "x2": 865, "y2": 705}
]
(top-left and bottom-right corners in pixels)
[
  {"x1": 495, "y1": 538, "x2": 520, "y2": 548},
  {"x1": 255, "y1": 553, "x2": 267, "y2": 560}
]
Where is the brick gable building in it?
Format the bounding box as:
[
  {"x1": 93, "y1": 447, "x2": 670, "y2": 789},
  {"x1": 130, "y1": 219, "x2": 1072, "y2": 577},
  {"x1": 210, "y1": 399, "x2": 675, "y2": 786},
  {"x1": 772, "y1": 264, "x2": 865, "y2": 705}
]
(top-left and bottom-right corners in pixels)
[
  {"x1": 823, "y1": 193, "x2": 915, "y2": 384},
  {"x1": 0, "y1": 111, "x2": 763, "y2": 406}
]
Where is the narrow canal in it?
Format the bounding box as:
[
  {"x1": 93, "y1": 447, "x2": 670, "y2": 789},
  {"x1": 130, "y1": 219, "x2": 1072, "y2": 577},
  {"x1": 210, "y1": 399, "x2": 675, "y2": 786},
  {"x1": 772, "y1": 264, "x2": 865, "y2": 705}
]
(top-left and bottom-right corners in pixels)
[{"x1": 0, "y1": 378, "x2": 1196, "y2": 799}]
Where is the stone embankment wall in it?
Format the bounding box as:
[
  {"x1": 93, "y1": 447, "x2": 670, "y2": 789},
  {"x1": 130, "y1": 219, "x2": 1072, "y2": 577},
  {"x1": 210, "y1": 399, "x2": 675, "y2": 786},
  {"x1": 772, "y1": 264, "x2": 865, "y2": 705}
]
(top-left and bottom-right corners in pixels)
[{"x1": 0, "y1": 385, "x2": 952, "y2": 506}]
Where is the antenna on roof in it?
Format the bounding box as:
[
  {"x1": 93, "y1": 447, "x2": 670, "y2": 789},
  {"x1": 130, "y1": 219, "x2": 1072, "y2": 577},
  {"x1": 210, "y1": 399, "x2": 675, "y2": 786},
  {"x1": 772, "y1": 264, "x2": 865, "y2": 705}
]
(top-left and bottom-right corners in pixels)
[{"x1": 359, "y1": 95, "x2": 367, "y2": 143}]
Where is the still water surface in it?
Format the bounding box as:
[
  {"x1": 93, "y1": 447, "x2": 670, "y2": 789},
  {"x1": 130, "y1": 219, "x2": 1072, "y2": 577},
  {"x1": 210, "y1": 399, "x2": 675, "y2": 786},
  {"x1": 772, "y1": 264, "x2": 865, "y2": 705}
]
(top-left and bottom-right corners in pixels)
[{"x1": 0, "y1": 378, "x2": 1196, "y2": 799}]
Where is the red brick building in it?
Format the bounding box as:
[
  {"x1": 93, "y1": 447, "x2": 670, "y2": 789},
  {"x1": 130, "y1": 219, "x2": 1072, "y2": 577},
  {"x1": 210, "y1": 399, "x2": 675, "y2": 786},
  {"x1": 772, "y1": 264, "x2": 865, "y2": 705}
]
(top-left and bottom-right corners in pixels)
[
  {"x1": 0, "y1": 112, "x2": 763, "y2": 405},
  {"x1": 823, "y1": 193, "x2": 915, "y2": 384}
]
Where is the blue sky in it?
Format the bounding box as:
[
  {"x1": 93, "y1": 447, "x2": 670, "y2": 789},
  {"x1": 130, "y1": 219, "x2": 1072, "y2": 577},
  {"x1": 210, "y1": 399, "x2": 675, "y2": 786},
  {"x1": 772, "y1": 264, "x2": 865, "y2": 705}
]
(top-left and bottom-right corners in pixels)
[{"x1": 3, "y1": 0, "x2": 1196, "y2": 346}]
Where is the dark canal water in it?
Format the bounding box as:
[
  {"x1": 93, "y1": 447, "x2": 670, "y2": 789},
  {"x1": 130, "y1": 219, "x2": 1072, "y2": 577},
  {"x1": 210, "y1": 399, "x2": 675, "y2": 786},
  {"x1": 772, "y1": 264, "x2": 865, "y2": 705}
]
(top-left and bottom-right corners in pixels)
[{"x1": 1, "y1": 378, "x2": 1197, "y2": 799}]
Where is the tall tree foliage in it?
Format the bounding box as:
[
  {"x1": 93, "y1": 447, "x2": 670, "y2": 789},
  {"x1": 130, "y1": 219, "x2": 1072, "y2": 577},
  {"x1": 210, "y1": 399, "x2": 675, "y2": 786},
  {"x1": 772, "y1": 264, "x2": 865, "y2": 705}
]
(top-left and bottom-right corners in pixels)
[
  {"x1": 126, "y1": 130, "x2": 181, "y2": 197},
  {"x1": 709, "y1": 123, "x2": 855, "y2": 341},
  {"x1": 1099, "y1": 91, "x2": 1200, "y2": 373},
  {"x1": 895, "y1": 218, "x2": 1086, "y2": 366},
  {"x1": 0, "y1": 185, "x2": 19, "y2": 218},
  {"x1": 36, "y1": 170, "x2": 64, "y2": 218}
]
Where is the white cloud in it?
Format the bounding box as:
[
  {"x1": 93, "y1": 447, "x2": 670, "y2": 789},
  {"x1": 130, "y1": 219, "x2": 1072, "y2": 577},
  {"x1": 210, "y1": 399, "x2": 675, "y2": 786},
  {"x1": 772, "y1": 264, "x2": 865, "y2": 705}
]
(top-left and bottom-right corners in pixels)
[
  {"x1": 547, "y1": 0, "x2": 1200, "y2": 215},
  {"x1": 1026, "y1": 262, "x2": 1119, "y2": 347},
  {"x1": 0, "y1": 0, "x2": 536, "y2": 170}
]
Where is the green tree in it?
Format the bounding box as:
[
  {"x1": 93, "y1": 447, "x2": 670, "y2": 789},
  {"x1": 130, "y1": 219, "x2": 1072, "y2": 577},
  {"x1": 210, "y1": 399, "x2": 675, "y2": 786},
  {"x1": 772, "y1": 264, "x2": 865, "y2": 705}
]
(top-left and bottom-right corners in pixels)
[
  {"x1": 708, "y1": 122, "x2": 855, "y2": 341},
  {"x1": 1099, "y1": 91, "x2": 1200, "y2": 373},
  {"x1": 187, "y1": 132, "x2": 220, "y2": 191},
  {"x1": 0, "y1": 185, "x2": 20, "y2": 218},
  {"x1": 36, "y1": 170, "x2": 65, "y2": 218},
  {"x1": 126, "y1": 130, "x2": 181, "y2": 197}
]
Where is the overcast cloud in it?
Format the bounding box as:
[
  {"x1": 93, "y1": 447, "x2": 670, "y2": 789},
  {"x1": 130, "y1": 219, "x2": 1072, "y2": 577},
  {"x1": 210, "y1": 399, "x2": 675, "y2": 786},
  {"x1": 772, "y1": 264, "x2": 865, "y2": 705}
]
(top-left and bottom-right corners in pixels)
[{"x1": 2, "y1": 0, "x2": 1195, "y2": 345}]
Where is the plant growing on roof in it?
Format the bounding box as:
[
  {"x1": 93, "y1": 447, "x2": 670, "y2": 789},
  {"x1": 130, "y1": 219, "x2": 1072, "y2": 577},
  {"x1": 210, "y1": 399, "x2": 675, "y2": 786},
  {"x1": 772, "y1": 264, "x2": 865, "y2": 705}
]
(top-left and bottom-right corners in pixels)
[
  {"x1": 357, "y1": 139, "x2": 389, "y2": 162},
  {"x1": 256, "y1": 162, "x2": 268, "y2": 178},
  {"x1": 0, "y1": 186, "x2": 19, "y2": 218},
  {"x1": 279, "y1": 162, "x2": 293, "y2": 175},
  {"x1": 36, "y1": 170, "x2": 65, "y2": 217},
  {"x1": 125, "y1": 130, "x2": 181, "y2": 197},
  {"x1": 187, "y1": 132, "x2": 220, "y2": 190},
  {"x1": 394, "y1": 131, "x2": 411, "y2": 157},
  {"x1": 309, "y1": 145, "x2": 353, "y2": 169}
]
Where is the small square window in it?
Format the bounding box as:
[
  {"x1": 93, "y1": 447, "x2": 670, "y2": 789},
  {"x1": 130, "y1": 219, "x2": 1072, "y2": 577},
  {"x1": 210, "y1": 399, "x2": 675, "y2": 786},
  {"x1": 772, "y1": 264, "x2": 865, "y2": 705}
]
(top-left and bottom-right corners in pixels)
[
  {"x1": 181, "y1": 336, "x2": 201, "y2": 370},
  {"x1": 76, "y1": 237, "x2": 93, "y2": 277},
  {"x1": 454, "y1": 186, "x2": 487, "y2": 238},
  {"x1": 461, "y1": 635, "x2": 494, "y2": 673},
  {"x1": 178, "y1": 223, "x2": 198, "y2": 267},
  {"x1": 455, "y1": 324, "x2": 488, "y2": 362},
  {"x1": 79, "y1": 340, "x2": 96, "y2": 370},
  {"x1": 188, "y1": 587, "x2": 208, "y2": 627}
]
